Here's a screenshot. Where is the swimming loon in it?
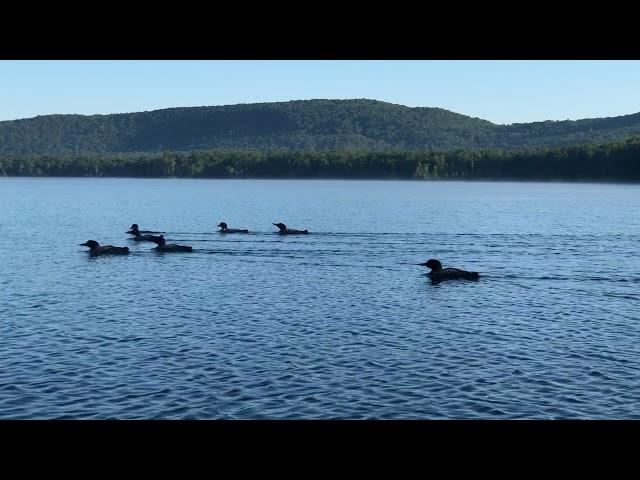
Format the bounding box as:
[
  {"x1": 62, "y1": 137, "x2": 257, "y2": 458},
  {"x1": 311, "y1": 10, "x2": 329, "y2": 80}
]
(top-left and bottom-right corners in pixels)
[
  {"x1": 418, "y1": 259, "x2": 479, "y2": 283},
  {"x1": 218, "y1": 222, "x2": 249, "y2": 234},
  {"x1": 273, "y1": 223, "x2": 309, "y2": 235},
  {"x1": 151, "y1": 235, "x2": 193, "y2": 252},
  {"x1": 80, "y1": 240, "x2": 129, "y2": 255},
  {"x1": 130, "y1": 231, "x2": 159, "y2": 242},
  {"x1": 127, "y1": 224, "x2": 162, "y2": 235}
]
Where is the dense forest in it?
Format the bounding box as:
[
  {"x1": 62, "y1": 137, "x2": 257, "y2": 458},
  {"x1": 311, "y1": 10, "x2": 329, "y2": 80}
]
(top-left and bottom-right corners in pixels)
[
  {"x1": 2, "y1": 136, "x2": 640, "y2": 181},
  {"x1": 2, "y1": 99, "x2": 640, "y2": 155}
]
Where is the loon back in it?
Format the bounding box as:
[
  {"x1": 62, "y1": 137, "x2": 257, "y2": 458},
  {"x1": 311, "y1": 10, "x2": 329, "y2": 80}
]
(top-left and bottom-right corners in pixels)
[
  {"x1": 218, "y1": 222, "x2": 249, "y2": 233},
  {"x1": 429, "y1": 267, "x2": 479, "y2": 282},
  {"x1": 80, "y1": 240, "x2": 129, "y2": 255},
  {"x1": 99, "y1": 245, "x2": 130, "y2": 255},
  {"x1": 132, "y1": 233, "x2": 158, "y2": 242},
  {"x1": 273, "y1": 223, "x2": 309, "y2": 234},
  {"x1": 151, "y1": 235, "x2": 192, "y2": 252}
]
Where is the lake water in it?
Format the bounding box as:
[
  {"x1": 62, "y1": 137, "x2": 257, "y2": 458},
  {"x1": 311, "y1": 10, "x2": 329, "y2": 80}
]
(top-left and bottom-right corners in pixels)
[{"x1": 1, "y1": 178, "x2": 639, "y2": 419}]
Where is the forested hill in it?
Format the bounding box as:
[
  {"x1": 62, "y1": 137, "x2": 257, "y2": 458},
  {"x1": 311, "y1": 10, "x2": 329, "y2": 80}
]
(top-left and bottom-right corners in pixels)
[{"x1": 1, "y1": 99, "x2": 640, "y2": 155}]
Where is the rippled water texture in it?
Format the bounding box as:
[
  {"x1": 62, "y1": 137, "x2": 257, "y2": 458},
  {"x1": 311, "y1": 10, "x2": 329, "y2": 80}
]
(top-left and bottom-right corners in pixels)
[{"x1": 1, "y1": 178, "x2": 640, "y2": 419}]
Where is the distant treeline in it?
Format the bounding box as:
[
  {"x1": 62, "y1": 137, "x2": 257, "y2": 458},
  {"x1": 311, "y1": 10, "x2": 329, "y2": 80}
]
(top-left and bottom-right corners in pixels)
[{"x1": 2, "y1": 137, "x2": 640, "y2": 181}]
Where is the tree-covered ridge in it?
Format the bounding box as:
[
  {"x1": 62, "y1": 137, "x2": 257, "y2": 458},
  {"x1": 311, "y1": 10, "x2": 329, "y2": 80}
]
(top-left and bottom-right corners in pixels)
[
  {"x1": 2, "y1": 136, "x2": 640, "y2": 181},
  {"x1": 2, "y1": 99, "x2": 640, "y2": 155}
]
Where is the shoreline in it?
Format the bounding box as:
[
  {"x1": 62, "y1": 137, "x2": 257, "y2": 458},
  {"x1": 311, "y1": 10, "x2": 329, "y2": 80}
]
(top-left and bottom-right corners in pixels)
[{"x1": 1, "y1": 175, "x2": 639, "y2": 185}]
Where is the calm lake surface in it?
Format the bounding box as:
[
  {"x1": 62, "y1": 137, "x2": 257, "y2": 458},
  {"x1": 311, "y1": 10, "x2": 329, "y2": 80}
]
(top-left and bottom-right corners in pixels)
[{"x1": 1, "y1": 178, "x2": 639, "y2": 419}]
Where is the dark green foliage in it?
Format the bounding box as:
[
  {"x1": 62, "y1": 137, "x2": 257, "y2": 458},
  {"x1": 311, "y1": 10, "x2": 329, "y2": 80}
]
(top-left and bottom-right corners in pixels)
[
  {"x1": 2, "y1": 136, "x2": 640, "y2": 181},
  {"x1": 2, "y1": 99, "x2": 640, "y2": 155}
]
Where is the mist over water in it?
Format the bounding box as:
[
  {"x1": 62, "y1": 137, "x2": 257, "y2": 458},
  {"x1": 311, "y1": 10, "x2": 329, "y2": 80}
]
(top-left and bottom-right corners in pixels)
[{"x1": 1, "y1": 178, "x2": 639, "y2": 419}]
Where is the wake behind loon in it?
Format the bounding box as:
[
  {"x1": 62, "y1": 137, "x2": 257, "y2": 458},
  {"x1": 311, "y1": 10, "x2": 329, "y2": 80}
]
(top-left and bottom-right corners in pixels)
[
  {"x1": 151, "y1": 235, "x2": 193, "y2": 252},
  {"x1": 127, "y1": 224, "x2": 162, "y2": 235},
  {"x1": 218, "y1": 222, "x2": 249, "y2": 234},
  {"x1": 80, "y1": 240, "x2": 129, "y2": 255},
  {"x1": 418, "y1": 259, "x2": 479, "y2": 283},
  {"x1": 273, "y1": 223, "x2": 309, "y2": 235}
]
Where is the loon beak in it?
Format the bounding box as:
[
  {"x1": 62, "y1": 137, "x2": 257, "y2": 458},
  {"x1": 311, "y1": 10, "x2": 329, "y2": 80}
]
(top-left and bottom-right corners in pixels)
[
  {"x1": 417, "y1": 262, "x2": 428, "y2": 266},
  {"x1": 80, "y1": 242, "x2": 88, "y2": 246}
]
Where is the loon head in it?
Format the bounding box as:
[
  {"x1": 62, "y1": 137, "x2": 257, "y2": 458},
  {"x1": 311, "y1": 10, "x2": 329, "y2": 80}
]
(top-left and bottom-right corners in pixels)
[
  {"x1": 418, "y1": 259, "x2": 442, "y2": 272},
  {"x1": 426, "y1": 259, "x2": 442, "y2": 272},
  {"x1": 128, "y1": 223, "x2": 140, "y2": 233},
  {"x1": 273, "y1": 223, "x2": 287, "y2": 231},
  {"x1": 218, "y1": 222, "x2": 228, "y2": 230},
  {"x1": 80, "y1": 240, "x2": 100, "y2": 249},
  {"x1": 151, "y1": 234, "x2": 166, "y2": 246}
]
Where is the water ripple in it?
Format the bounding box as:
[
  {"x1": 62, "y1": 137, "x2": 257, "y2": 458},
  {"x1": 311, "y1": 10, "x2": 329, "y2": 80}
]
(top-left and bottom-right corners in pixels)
[{"x1": 1, "y1": 178, "x2": 640, "y2": 418}]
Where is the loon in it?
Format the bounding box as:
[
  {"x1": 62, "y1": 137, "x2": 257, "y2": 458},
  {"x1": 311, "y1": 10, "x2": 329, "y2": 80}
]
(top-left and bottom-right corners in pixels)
[
  {"x1": 80, "y1": 240, "x2": 129, "y2": 255},
  {"x1": 130, "y1": 231, "x2": 159, "y2": 242},
  {"x1": 218, "y1": 222, "x2": 249, "y2": 234},
  {"x1": 151, "y1": 235, "x2": 193, "y2": 252},
  {"x1": 127, "y1": 224, "x2": 162, "y2": 235},
  {"x1": 418, "y1": 259, "x2": 479, "y2": 283},
  {"x1": 273, "y1": 223, "x2": 309, "y2": 235}
]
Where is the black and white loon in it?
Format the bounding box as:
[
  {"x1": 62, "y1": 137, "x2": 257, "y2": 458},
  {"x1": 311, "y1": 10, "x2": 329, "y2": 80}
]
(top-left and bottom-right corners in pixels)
[
  {"x1": 218, "y1": 222, "x2": 249, "y2": 234},
  {"x1": 151, "y1": 235, "x2": 192, "y2": 252},
  {"x1": 418, "y1": 259, "x2": 479, "y2": 283},
  {"x1": 127, "y1": 224, "x2": 162, "y2": 235},
  {"x1": 273, "y1": 223, "x2": 309, "y2": 235},
  {"x1": 80, "y1": 240, "x2": 129, "y2": 255}
]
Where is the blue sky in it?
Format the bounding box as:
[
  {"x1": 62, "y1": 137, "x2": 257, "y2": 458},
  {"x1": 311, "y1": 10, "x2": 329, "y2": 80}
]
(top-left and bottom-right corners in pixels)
[{"x1": 1, "y1": 60, "x2": 639, "y2": 124}]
